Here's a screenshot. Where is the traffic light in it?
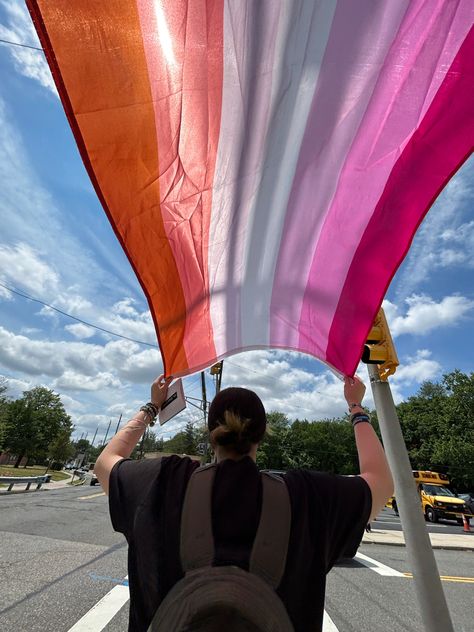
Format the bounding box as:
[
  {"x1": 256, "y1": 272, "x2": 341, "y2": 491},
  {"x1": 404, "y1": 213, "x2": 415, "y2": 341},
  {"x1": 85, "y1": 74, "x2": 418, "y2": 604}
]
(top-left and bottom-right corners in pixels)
[
  {"x1": 210, "y1": 361, "x2": 224, "y2": 394},
  {"x1": 361, "y1": 308, "x2": 399, "y2": 380},
  {"x1": 210, "y1": 361, "x2": 223, "y2": 376}
]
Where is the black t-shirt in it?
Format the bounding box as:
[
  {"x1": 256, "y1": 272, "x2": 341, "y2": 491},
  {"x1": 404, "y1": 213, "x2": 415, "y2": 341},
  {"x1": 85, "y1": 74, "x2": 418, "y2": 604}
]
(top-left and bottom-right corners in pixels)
[{"x1": 109, "y1": 456, "x2": 371, "y2": 632}]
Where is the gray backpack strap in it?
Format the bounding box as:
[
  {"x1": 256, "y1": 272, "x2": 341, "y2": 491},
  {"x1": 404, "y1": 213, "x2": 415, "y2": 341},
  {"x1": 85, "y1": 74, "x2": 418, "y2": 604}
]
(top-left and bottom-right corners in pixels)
[
  {"x1": 249, "y1": 472, "x2": 291, "y2": 589},
  {"x1": 180, "y1": 463, "x2": 217, "y2": 572}
]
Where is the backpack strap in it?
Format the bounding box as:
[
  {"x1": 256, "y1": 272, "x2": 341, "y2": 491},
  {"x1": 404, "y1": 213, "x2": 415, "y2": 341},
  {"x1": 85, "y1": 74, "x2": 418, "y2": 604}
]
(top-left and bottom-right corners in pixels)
[
  {"x1": 180, "y1": 465, "x2": 292, "y2": 590},
  {"x1": 249, "y1": 472, "x2": 291, "y2": 589},
  {"x1": 180, "y1": 463, "x2": 216, "y2": 572}
]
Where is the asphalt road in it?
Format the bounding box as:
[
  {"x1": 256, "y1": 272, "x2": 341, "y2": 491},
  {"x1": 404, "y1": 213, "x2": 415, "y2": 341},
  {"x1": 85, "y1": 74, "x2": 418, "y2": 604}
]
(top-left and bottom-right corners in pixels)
[
  {"x1": 372, "y1": 507, "x2": 473, "y2": 536},
  {"x1": 1, "y1": 485, "x2": 473, "y2": 632}
]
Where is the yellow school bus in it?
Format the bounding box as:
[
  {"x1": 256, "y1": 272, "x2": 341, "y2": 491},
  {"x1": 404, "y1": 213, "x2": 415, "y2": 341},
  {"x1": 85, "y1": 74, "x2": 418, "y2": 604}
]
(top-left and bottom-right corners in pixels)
[{"x1": 387, "y1": 471, "x2": 471, "y2": 524}]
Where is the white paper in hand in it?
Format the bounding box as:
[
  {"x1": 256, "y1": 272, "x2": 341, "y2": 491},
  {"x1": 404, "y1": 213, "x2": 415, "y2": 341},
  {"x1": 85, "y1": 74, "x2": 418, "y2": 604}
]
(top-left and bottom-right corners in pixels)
[{"x1": 159, "y1": 378, "x2": 186, "y2": 425}]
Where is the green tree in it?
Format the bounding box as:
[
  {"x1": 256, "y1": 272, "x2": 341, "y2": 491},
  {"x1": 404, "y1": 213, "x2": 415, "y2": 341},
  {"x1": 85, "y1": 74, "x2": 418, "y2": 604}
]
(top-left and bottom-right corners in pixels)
[
  {"x1": 163, "y1": 422, "x2": 200, "y2": 456},
  {"x1": 4, "y1": 387, "x2": 72, "y2": 467},
  {"x1": 396, "y1": 379, "x2": 449, "y2": 469},
  {"x1": 256, "y1": 412, "x2": 290, "y2": 470},
  {"x1": 4, "y1": 398, "x2": 39, "y2": 467},
  {"x1": 0, "y1": 377, "x2": 9, "y2": 451},
  {"x1": 47, "y1": 428, "x2": 75, "y2": 470},
  {"x1": 73, "y1": 439, "x2": 92, "y2": 455},
  {"x1": 433, "y1": 371, "x2": 474, "y2": 489}
]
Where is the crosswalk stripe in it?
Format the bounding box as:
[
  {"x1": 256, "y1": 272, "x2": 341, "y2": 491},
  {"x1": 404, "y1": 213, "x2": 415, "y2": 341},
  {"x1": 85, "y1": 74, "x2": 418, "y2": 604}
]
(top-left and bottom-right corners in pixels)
[
  {"x1": 355, "y1": 552, "x2": 404, "y2": 577},
  {"x1": 67, "y1": 576, "x2": 341, "y2": 631},
  {"x1": 323, "y1": 610, "x2": 340, "y2": 631},
  {"x1": 67, "y1": 577, "x2": 129, "y2": 631}
]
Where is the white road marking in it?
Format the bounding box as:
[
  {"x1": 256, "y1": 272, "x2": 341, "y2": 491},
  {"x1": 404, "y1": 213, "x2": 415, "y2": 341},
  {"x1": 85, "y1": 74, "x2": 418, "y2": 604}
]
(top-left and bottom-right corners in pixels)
[
  {"x1": 78, "y1": 492, "x2": 106, "y2": 500},
  {"x1": 67, "y1": 577, "x2": 129, "y2": 631},
  {"x1": 323, "y1": 610, "x2": 340, "y2": 631},
  {"x1": 355, "y1": 552, "x2": 404, "y2": 577},
  {"x1": 374, "y1": 519, "x2": 453, "y2": 529},
  {"x1": 68, "y1": 575, "x2": 339, "y2": 631}
]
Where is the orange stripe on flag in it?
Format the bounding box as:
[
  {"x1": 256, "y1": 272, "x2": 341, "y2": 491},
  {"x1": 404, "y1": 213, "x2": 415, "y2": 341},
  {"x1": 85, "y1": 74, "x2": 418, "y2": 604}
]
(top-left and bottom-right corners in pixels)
[
  {"x1": 136, "y1": 1, "x2": 224, "y2": 371},
  {"x1": 28, "y1": 0, "x2": 189, "y2": 375}
]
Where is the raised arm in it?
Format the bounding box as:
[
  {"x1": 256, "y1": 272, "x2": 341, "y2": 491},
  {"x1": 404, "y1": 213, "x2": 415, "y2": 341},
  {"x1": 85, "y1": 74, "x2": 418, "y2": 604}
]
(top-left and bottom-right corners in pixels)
[
  {"x1": 344, "y1": 376, "x2": 394, "y2": 521},
  {"x1": 95, "y1": 375, "x2": 172, "y2": 494}
]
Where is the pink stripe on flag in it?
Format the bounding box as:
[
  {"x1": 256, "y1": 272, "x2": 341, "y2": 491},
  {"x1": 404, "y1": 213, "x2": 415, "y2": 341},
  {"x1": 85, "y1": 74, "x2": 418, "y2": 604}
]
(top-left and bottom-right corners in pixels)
[
  {"x1": 269, "y1": 0, "x2": 409, "y2": 352},
  {"x1": 326, "y1": 25, "x2": 474, "y2": 375},
  {"x1": 297, "y1": 0, "x2": 473, "y2": 363}
]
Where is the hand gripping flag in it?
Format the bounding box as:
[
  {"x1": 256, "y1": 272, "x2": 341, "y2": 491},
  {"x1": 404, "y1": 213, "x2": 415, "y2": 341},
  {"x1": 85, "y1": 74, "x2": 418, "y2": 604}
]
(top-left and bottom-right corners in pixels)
[{"x1": 27, "y1": 1, "x2": 474, "y2": 377}]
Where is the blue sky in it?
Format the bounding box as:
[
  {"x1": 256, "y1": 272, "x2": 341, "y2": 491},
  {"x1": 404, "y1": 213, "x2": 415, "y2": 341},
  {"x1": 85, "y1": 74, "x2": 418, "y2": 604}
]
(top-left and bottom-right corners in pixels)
[{"x1": 0, "y1": 1, "x2": 473, "y2": 443}]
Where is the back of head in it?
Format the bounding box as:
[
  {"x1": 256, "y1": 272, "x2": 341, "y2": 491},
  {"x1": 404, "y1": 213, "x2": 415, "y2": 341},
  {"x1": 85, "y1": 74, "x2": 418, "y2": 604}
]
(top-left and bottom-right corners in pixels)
[{"x1": 207, "y1": 387, "x2": 266, "y2": 455}]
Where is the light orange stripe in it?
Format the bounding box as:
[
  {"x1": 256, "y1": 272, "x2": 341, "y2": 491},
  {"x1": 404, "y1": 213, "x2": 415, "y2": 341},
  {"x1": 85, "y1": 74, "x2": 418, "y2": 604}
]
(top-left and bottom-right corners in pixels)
[
  {"x1": 28, "y1": 0, "x2": 189, "y2": 375},
  {"x1": 136, "y1": 0, "x2": 224, "y2": 371}
]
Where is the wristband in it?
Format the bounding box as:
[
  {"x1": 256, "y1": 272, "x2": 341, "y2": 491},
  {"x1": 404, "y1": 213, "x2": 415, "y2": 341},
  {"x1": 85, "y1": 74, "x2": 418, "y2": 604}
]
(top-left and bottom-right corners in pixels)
[
  {"x1": 351, "y1": 413, "x2": 371, "y2": 428},
  {"x1": 352, "y1": 417, "x2": 371, "y2": 428}
]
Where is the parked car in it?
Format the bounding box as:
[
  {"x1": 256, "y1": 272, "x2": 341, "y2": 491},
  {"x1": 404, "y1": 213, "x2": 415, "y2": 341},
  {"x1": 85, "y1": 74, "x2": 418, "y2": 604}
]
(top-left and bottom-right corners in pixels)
[{"x1": 90, "y1": 473, "x2": 99, "y2": 486}]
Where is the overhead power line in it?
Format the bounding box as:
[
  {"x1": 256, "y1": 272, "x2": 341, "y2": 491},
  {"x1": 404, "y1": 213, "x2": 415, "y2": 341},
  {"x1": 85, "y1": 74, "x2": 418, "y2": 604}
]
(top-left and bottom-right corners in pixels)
[
  {"x1": 0, "y1": 280, "x2": 159, "y2": 348},
  {"x1": 0, "y1": 38, "x2": 43, "y2": 52}
]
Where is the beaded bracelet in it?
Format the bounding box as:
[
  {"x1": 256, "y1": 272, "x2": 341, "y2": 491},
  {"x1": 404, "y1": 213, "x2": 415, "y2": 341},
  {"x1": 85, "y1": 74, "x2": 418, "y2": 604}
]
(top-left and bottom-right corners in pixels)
[{"x1": 139, "y1": 402, "x2": 160, "y2": 426}]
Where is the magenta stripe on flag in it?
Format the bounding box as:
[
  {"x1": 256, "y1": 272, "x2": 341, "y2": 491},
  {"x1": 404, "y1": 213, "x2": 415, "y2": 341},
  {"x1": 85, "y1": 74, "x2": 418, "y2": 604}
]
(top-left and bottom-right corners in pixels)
[
  {"x1": 297, "y1": 0, "x2": 472, "y2": 363},
  {"x1": 326, "y1": 25, "x2": 474, "y2": 376}
]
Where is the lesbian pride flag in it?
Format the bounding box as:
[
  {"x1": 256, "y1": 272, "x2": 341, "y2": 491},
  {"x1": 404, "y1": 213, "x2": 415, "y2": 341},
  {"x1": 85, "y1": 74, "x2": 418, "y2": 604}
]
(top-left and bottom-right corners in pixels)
[{"x1": 28, "y1": 1, "x2": 474, "y2": 377}]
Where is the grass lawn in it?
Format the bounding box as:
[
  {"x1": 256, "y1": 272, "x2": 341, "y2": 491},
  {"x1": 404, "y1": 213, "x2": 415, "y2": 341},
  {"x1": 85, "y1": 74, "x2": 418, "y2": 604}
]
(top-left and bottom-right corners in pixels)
[{"x1": 0, "y1": 465, "x2": 70, "y2": 482}]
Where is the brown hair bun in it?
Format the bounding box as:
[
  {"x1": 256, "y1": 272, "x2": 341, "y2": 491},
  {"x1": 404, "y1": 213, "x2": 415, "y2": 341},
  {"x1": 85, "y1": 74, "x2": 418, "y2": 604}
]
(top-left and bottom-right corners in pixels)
[{"x1": 208, "y1": 387, "x2": 266, "y2": 455}]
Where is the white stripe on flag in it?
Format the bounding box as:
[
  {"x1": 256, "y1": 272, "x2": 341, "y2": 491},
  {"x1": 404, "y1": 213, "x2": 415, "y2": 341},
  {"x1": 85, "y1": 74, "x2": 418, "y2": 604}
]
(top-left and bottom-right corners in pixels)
[{"x1": 208, "y1": 0, "x2": 337, "y2": 354}]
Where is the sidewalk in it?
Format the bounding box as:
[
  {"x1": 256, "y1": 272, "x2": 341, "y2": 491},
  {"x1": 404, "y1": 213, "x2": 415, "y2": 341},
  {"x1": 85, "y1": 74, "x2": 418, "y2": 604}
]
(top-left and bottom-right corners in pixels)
[
  {"x1": 45, "y1": 472, "x2": 75, "y2": 489},
  {"x1": 363, "y1": 528, "x2": 474, "y2": 551}
]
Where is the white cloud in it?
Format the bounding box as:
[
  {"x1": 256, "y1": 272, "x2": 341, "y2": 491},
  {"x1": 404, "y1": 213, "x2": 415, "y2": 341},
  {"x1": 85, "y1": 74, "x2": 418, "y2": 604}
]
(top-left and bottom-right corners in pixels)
[
  {"x1": 219, "y1": 350, "x2": 348, "y2": 420},
  {"x1": 0, "y1": 242, "x2": 59, "y2": 295},
  {"x1": 0, "y1": 0, "x2": 56, "y2": 94},
  {"x1": 0, "y1": 325, "x2": 163, "y2": 383},
  {"x1": 52, "y1": 371, "x2": 122, "y2": 392},
  {"x1": 394, "y1": 157, "x2": 474, "y2": 297},
  {"x1": 0, "y1": 284, "x2": 13, "y2": 300},
  {"x1": 0, "y1": 374, "x2": 33, "y2": 398},
  {"x1": 390, "y1": 350, "x2": 441, "y2": 385},
  {"x1": 383, "y1": 294, "x2": 474, "y2": 337},
  {"x1": 65, "y1": 323, "x2": 96, "y2": 339},
  {"x1": 119, "y1": 348, "x2": 163, "y2": 383},
  {"x1": 20, "y1": 326, "x2": 41, "y2": 335},
  {"x1": 387, "y1": 350, "x2": 442, "y2": 404}
]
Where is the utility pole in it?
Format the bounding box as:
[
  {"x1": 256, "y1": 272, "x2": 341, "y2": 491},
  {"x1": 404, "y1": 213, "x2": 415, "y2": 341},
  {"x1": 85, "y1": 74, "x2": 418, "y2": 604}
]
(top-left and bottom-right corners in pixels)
[
  {"x1": 102, "y1": 419, "x2": 112, "y2": 446},
  {"x1": 114, "y1": 413, "x2": 122, "y2": 435},
  {"x1": 201, "y1": 371, "x2": 208, "y2": 423},
  {"x1": 138, "y1": 428, "x2": 147, "y2": 460},
  {"x1": 363, "y1": 309, "x2": 454, "y2": 632}
]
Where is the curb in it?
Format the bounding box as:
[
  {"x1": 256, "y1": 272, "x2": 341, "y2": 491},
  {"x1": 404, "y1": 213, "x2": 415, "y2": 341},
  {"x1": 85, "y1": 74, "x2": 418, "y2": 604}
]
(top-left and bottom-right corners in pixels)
[
  {"x1": 363, "y1": 529, "x2": 474, "y2": 552},
  {"x1": 362, "y1": 539, "x2": 474, "y2": 552}
]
